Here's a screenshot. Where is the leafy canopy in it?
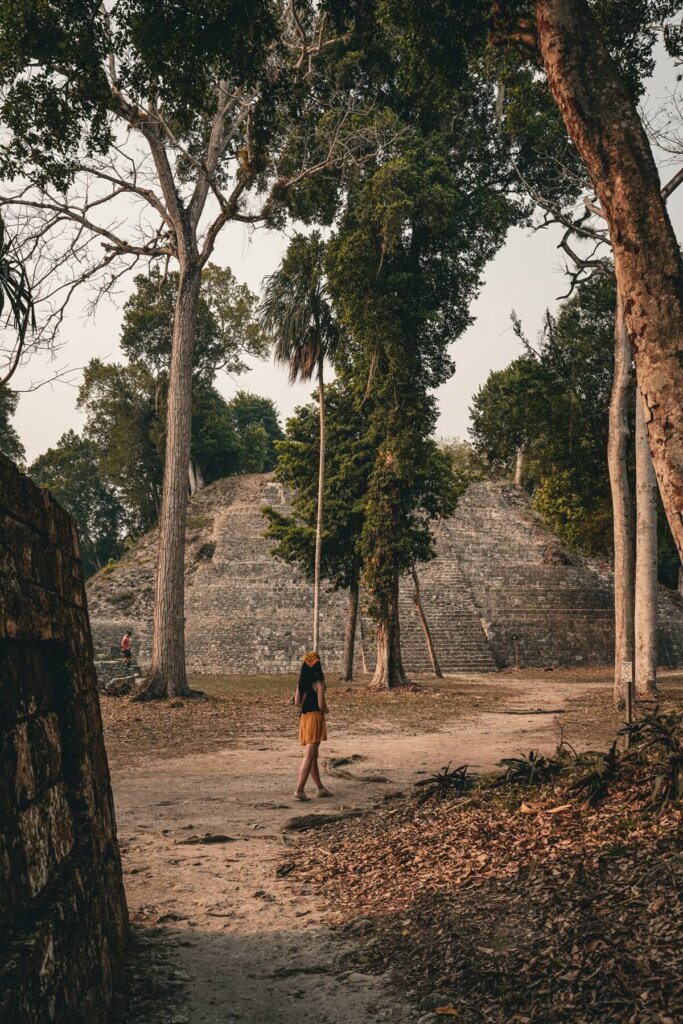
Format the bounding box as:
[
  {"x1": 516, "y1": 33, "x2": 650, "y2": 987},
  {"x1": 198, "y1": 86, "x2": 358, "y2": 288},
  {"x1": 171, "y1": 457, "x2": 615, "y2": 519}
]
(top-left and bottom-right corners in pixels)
[{"x1": 29, "y1": 430, "x2": 125, "y2": 576}]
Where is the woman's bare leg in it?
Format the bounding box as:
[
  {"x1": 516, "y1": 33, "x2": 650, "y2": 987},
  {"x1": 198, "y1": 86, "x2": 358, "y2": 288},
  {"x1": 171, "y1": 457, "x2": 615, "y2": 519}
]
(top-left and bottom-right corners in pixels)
[
  {"x1": 309, "y1": 747, "x2": 323, "y2": 789},
  {"x1": 296, "y1": 743, "x2": 319, "y2": 793}
]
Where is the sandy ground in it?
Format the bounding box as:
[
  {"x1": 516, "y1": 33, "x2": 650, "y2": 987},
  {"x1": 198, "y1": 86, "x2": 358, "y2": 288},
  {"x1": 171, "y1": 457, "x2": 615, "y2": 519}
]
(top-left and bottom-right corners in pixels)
[{"x1": 106, "y1": 672, "x2": 657, "y2": 1024}]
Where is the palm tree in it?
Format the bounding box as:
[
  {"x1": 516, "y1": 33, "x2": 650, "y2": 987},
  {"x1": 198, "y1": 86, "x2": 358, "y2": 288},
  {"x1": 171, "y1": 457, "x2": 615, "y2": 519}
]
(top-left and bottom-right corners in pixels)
[
  {"x1": 0, "y1": 212, "x2": 35, "y2": 385},
  {"x1": 260, "y1": 232, "x2": 338, "y2": 653}
]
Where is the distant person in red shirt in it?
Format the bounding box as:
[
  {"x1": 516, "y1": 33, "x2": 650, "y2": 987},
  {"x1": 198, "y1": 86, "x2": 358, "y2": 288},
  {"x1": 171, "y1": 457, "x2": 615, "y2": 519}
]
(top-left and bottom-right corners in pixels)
[{"x1": 121, "y1": 631, "x2": 132, "y2": 667}]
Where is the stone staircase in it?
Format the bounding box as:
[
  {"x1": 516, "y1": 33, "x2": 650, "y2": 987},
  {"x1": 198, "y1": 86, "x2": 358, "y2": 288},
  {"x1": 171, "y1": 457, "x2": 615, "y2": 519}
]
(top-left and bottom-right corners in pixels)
[
  {"x1": 184, "y1": 480, "x2": 349, "y2": 674},
  {"x1": 444, "y1": 483, "x2": 615, "y2": 667}
]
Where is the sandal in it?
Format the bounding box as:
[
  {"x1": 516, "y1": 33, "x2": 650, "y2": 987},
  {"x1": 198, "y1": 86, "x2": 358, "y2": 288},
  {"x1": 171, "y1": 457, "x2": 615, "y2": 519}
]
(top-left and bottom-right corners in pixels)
[
  {"x1": 316, "y1": 787, "x2": 334, "y2": 798},
  {"x1": 293, "y1": 790, "x2": 310, "y2": 801}
]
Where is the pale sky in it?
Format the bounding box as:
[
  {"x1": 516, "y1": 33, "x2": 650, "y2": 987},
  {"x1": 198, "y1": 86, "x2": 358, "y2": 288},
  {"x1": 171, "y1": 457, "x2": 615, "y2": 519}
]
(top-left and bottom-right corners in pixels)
[{"x1": 9, "y1": 48, "x2": 683, "y2": 464}]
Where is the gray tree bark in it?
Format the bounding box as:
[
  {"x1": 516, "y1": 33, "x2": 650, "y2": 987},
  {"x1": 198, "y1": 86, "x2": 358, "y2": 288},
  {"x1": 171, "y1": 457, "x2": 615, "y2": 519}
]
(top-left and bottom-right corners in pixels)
[
  {"x1": 134, "y1": 258, "x2": 201, "y2": 700},
  {"x1": 535, "y1": 0, "x2": 683, "y2": 560},
  {"x1": 370, "y1": 572, "x2": 410, "y2": 689},
  {"x1": 635, "y1": 387, "x2": 658, "y2": 697},
  {"x1": 313, "y1": 356, "x2": 325, "y2": 654},
  {"x1": 607, "y1": 295, "x2": 635, "y2": 708},
  {"x1": 341, "y1": 574, "x2": 360, "y2": 682},
  {"x1": 411, "y1": 568, "x2": 443, "y2": 678},
  {"x1": 514, "y1": 443, "x2": 526, "y2": 488}
]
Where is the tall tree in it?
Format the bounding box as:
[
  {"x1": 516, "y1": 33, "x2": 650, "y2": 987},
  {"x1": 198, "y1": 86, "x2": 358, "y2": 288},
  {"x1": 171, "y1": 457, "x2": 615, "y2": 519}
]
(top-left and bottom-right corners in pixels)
[
  {"x1": 608, "y1": 296, "x2": 635, "y2": 707},
  {"x1": 635, "y1": 387, "x2": 659, "y2": 697},
  {"x1": 0, "y1": 1, "x2": 396, "y2": 698},
  {"x1": 261, "y1": 232, "x2": 339, "y2": 654},
  {"x1": 327, "y1": 130, "x2": 514, "y2": 687}
]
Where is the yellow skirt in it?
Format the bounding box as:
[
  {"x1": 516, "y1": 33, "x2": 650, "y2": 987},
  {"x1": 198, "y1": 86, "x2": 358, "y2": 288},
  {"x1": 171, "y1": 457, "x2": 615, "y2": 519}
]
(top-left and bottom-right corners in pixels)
[{"x1": 299, "y1": 711, "x2": 327, "y2": 745}]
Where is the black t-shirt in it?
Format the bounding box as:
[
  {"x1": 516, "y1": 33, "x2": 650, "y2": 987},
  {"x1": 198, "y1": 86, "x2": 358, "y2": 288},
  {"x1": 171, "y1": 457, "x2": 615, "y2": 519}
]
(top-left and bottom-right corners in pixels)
[{"x1": 299, "y1": 661, "x2": 324, "y2": 713}]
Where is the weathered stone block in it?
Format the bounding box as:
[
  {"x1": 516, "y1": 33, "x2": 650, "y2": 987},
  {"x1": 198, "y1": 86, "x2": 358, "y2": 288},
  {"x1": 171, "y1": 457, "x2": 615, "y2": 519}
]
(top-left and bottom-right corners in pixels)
[
  {"x1": 12, "y1": 722, "x2": 36, "y2": 806},
  {"x1": 18, "y1": 800, "x2": 52, "y2": 897},
  {"x1": 28, "y1": 713, "x2": 62, "y2": 792}
]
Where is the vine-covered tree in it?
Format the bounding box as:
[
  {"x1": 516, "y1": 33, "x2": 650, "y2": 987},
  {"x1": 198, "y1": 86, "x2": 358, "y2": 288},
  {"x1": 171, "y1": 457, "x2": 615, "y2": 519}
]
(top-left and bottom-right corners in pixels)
[{"x1": 326, "y1": 131, "x2": 515, "y2": 687}]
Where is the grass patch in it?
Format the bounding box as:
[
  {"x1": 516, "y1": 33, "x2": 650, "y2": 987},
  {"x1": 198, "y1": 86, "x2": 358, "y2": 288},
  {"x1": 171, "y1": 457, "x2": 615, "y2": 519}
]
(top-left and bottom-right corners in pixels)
[
  {"x1": 186, "y1": 514, "x2": 213, "y2": 532},
  {"x1": 93, "y1": 560, "x2": 120, "y2": 577}
]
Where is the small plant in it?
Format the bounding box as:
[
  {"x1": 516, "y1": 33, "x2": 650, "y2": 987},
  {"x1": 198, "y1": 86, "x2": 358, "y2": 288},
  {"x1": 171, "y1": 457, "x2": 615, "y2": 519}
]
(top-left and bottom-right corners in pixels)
[
  {"x1": 496, "y1": 749, "x2": 564, "y2": 786},
  {"x1": 621, "y1": 708, "x2": 683, "y2": 753},
  {"x1": 567, "y1": 742, "x2": 620, "y2": 806},
  {"x1": 621, "y1": 709, "x2": 683, "y2": 808},
  {"x1": 414, "y1": 763, "x2": 473, "y2": 805}
]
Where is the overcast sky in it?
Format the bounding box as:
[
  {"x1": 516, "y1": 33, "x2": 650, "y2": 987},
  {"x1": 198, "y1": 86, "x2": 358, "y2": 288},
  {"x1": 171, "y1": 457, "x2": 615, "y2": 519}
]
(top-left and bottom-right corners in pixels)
[{"x1": 9, "y1": 48, "x2": 683, "y2": 464}]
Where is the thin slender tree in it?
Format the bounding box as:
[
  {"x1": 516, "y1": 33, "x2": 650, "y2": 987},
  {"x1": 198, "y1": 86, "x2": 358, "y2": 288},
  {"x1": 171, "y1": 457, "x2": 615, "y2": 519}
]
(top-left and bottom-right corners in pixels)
[{"x1": 260, "y1": 233, "x2": 338, "y2": 654}]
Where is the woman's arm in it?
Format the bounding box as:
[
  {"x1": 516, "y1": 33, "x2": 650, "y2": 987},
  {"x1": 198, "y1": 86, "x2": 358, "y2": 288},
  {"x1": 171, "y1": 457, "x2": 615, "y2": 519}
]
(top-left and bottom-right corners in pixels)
[
  {"x1": 314, "y1": 681, "x2": 328, "y2": 714},
  {"x1": 294, "y1": 686, "x2": 302, "y2": 707}
]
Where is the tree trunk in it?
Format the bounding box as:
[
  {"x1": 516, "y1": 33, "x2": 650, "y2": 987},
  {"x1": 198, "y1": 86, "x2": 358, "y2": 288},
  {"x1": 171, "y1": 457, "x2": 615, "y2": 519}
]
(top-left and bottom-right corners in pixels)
[
  {"x1": 341, "y1": 571, "x2": 360, "y2": 682},
  {"x1": 535, "y1": 0, "x2": 683, "y2": 560},
  {"x1": 312, "y1": 356, "x2": 325, "y2": 653},
  {"x1": 607, "y1": 295, "x2": 635, "y2": 708},
  {"x1": 370, "y1": 571, "x2": 410, "y2": 689},
  {"x1": 411, "y1": 568, "x2": 443, "y2": 678},
  {"x1": 189, "y1": 460, "x2": 204, "y2": 495},
  {"x1": 514, "y1": 443, "x2": 526, "y2": 488},
  {"x1": 679, "y1": 565, "x2": 683, "y2": 596},
  {"x1": 134, "y1": 259, "x2": 201, "y2": 700},
  {"x1": 635, "y1": 387, "x2": 658, "y2": 697}
]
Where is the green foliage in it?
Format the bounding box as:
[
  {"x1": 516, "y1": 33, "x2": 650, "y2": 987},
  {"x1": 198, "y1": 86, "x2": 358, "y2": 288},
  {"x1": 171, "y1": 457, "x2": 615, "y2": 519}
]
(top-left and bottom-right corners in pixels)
[
  {"x1": 567, "y1": 743, "x2": 621, "y2": 807},
  {"x1": 78, "y1": 359, "x2": 164, "y2": 533},
  {"x1": 413, "y1": 762, "x2": 473, "y2": 805},
  {"x1": 29, "y1": 430, "x2": 125, "y2": 576},
  {"x1": 0, "y1": 384, "x2": 24, "y2": 463},
  {"x1": 470, "y1": 272, "x2": 680, "y2": 576},
  {"x1": 439, "y1": 439, "x2": 488, "y2": 497},
  {"x1": 261, "y1": 232, "x2": 339, "y2": 384},
  {"x1": 229, "y1": 391, "x2": 283, "y2": 473},
  {"x1": 73, "y1": 266, "x2": 279, "y2": 531},
  {"x1": 497, "y1": 749, "x2": 565, "y2": 787},
  {"x1": 471, "y1": 275, "x2": 616, "y2": 554},
  {"x1": 326, "y1": 135, "x2": 514, "y2": 630},
  {"x1": 0, "y1": 0, "x2": 278, "y2": 188},
  {"x1": 120, "y1": 264, "x2": 267, "y2": 383}
]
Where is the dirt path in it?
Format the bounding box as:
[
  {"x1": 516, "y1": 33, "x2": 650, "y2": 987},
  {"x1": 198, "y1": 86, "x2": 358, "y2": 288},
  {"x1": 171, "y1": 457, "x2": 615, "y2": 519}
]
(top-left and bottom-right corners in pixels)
[{"x1": 109, "y1": 676, "x2": 613, "y2": 1024}]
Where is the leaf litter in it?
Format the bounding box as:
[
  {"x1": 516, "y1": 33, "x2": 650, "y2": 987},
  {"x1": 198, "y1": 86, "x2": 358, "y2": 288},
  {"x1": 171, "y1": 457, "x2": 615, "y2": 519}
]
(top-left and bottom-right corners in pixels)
[{"x1": 289, "y1": 713, "x2": 683, "y2": 1024}]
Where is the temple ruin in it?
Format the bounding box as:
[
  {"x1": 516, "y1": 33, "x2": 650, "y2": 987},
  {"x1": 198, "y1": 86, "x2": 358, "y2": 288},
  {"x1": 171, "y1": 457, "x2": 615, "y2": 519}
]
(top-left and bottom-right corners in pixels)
[{"x1": 87, "y1": 472, "x2": 683, "y2": 675}]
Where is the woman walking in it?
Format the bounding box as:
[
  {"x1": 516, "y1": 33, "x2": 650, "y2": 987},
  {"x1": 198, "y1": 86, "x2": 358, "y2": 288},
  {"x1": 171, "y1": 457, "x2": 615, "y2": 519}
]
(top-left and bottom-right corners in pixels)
[{"x1": 294, "y1": 651, "x2": 333, "y2": 800}]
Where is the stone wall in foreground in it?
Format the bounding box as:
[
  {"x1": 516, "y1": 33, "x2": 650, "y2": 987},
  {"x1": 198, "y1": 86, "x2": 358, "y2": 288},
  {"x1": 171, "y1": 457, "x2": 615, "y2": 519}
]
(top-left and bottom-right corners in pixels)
[
  {"x1": 0, "y1": 454, "x2": 128, "y2": 1023},
  {"x1": 86, "y1": 473, "x2": 683, "y2": 675}
]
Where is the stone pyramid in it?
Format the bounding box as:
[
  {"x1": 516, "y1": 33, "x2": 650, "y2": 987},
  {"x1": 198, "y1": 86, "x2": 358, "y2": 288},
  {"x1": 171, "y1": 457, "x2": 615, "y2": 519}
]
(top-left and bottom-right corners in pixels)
[{"x1": 86, "y1": 473, "x2": 683, "y2": 675}]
